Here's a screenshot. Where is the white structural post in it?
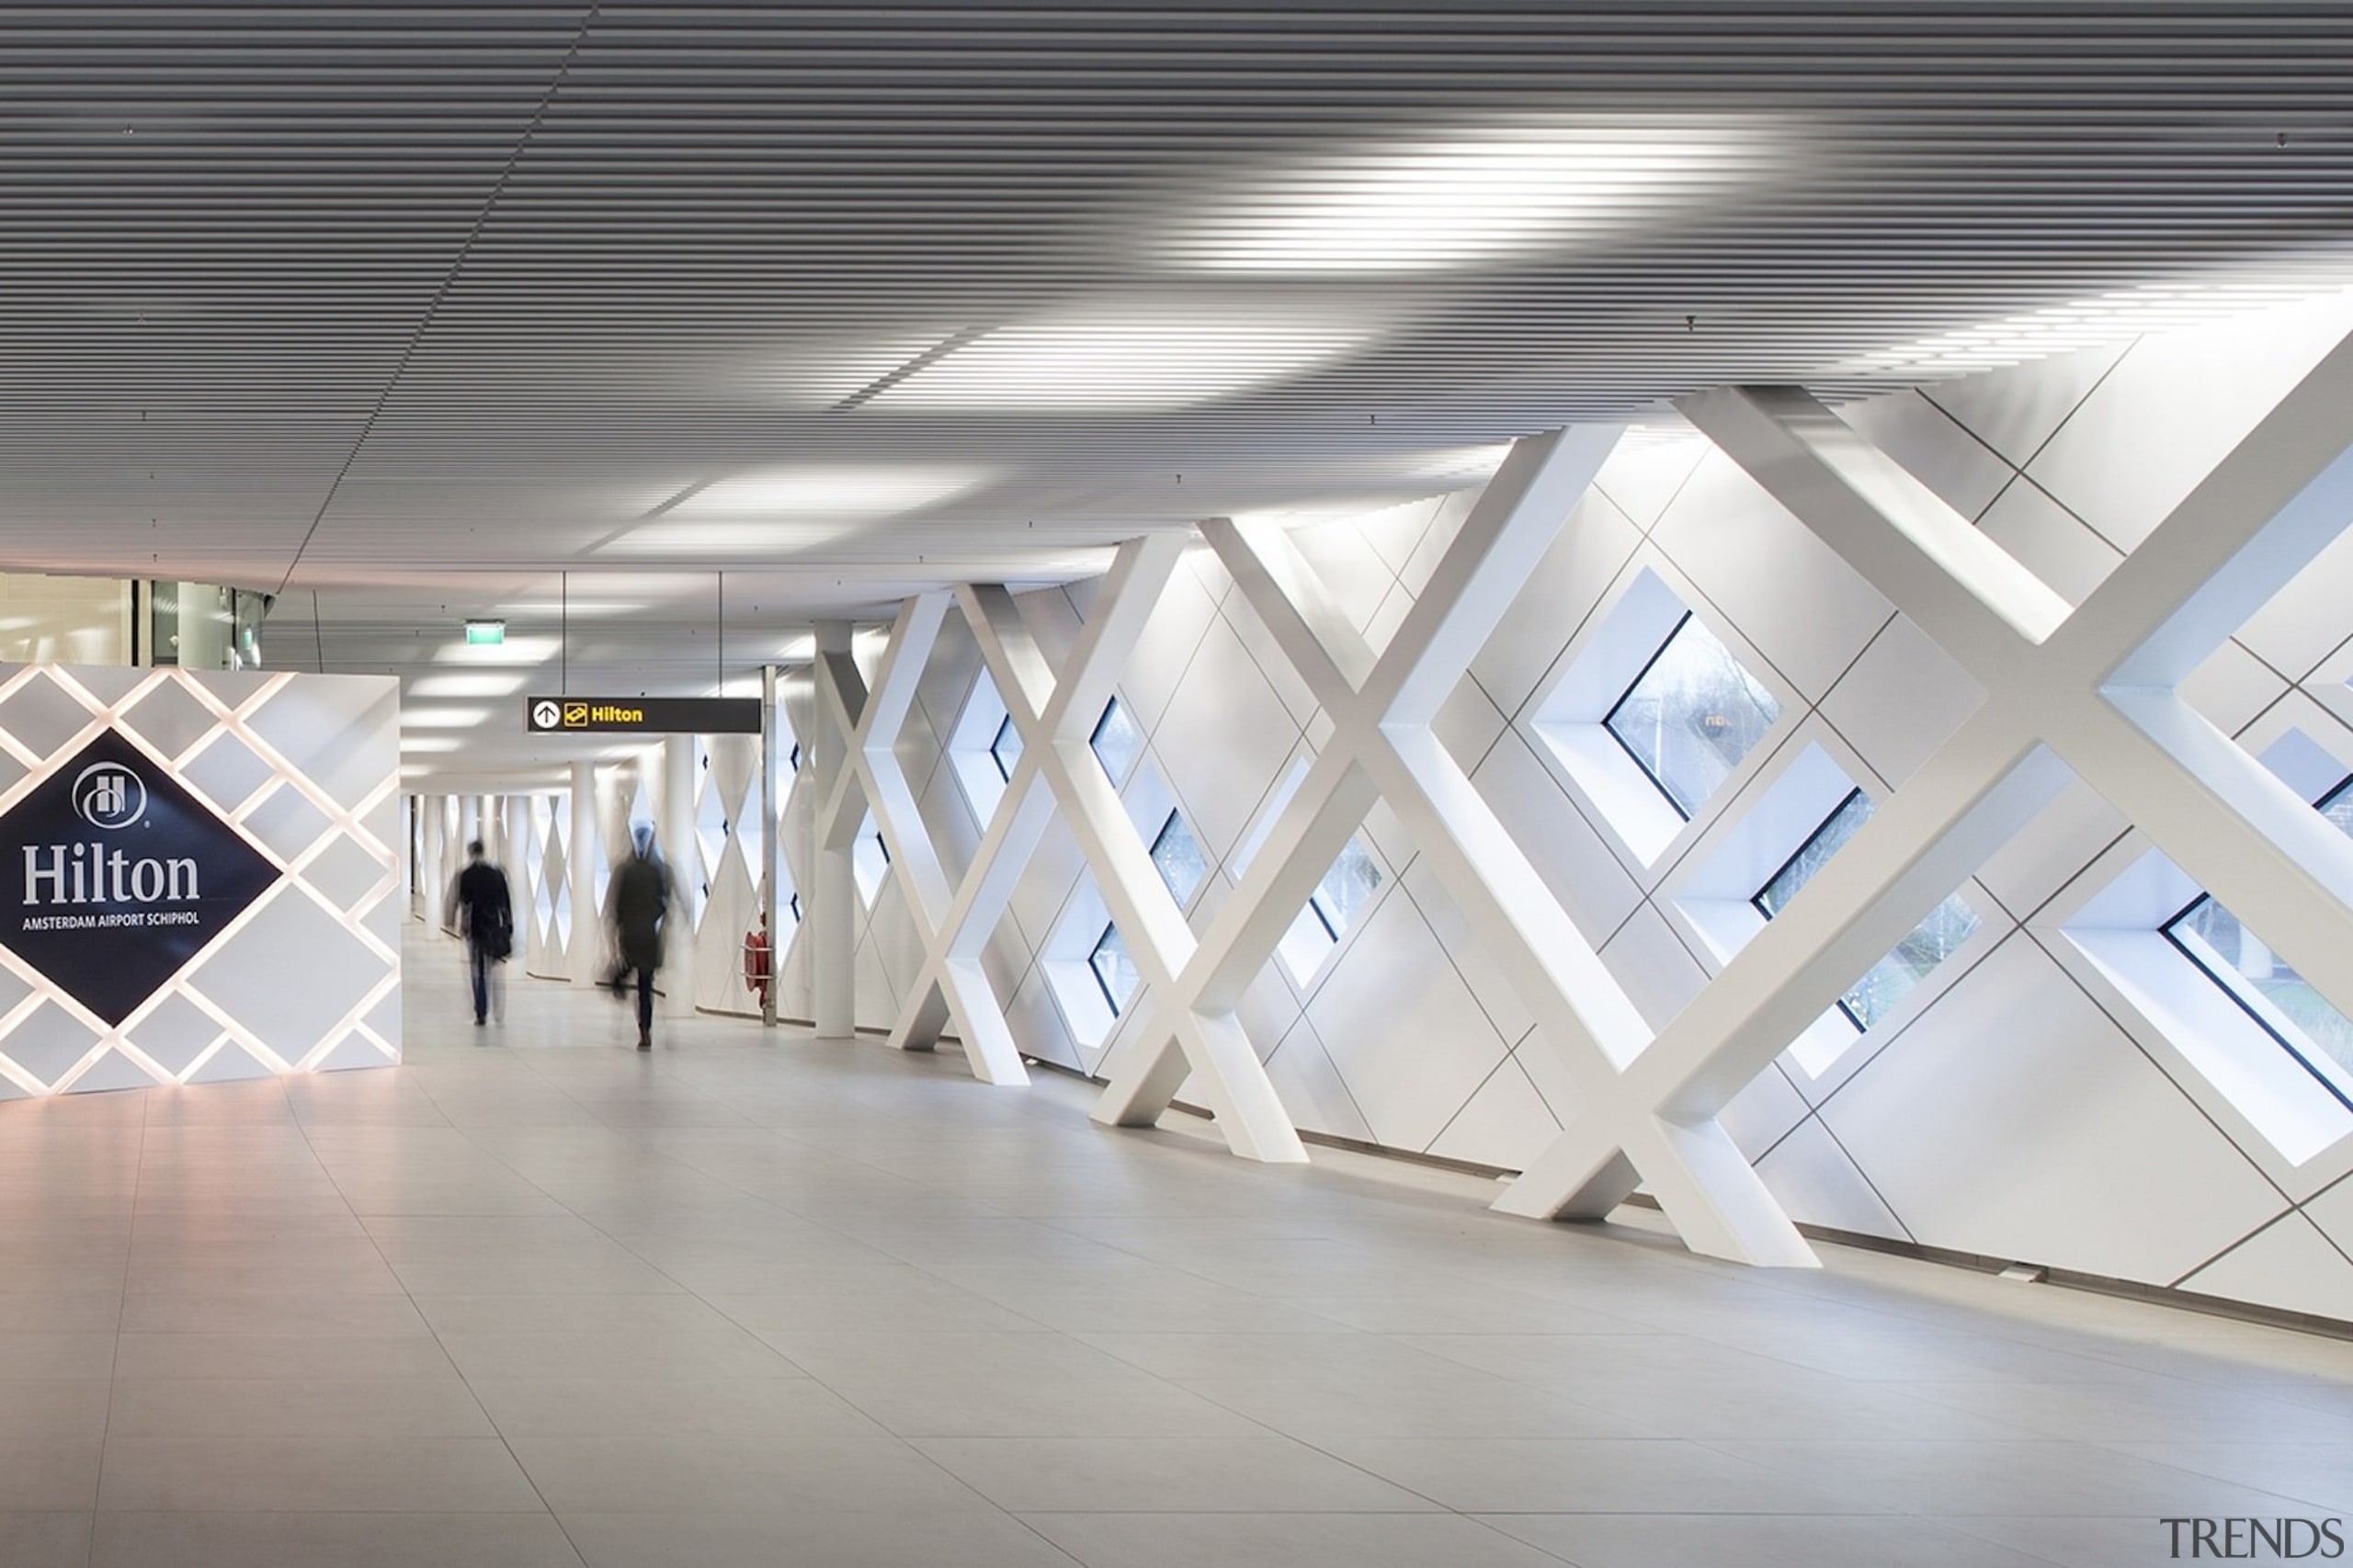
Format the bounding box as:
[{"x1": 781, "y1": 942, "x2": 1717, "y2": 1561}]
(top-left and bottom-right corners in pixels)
[
  {"x1": 567, "y1": 760, "x2": 598, "y2": 987},
  {"x1": 504, "y1": 794, "x2": 533, "y2": 970},
  {"x1": 421, "y1": 794, "x2": 447, "y2": 936},
  {"x1": 810, "y1": 620, "x2": 858, "y2": 1040},
  {"x1": 760, "y1": 663, "x2": 779, "y2": 1028},
  {"x1": 661, "y1": 733, "x2": 699, "y2": 1019}
]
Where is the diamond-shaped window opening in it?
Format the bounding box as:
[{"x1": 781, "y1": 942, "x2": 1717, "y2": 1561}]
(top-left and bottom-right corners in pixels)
[
  {"x1": 1531, "y1": 567, "x2": 1787, "y2": 867},
  {"x1": 1090, "y1": 697, "x2": 1143, "y2": 787},
  {"x1": 945, "y1": 670, "x2": 1017, "y2": 825},
  {"x1": 1604, "y1": 611, "x2": 1780, "y2": 820},
  {"x1": 1040, "y1": 874, "x2": 1131, "y2": 1061},
  {"x1": 992, "y1": 715, "x2": 1023, "y2": 783},
  {"x1": 1276, "y1": 835, "x2": 1387, "y2": 988},
  {"x1": 850, "y1": 815, "x2": 890, "y2": 906},
  {"x1": 2061, "y1": 728, "x2": 2353, "y2": 1166},
  {"x1": 1667, "y1": 740, "x2": 1984, "y2": 1080},
  {"x1": 1753, "y1": 788, "x2": 1982, "y2": 1040},
  {"x1": 1150, "y1": 809, "x2": 1208, "y2": 909},
  {"x1": 1089, "y1": 924, "x2": 1142, "y2": 1017}
]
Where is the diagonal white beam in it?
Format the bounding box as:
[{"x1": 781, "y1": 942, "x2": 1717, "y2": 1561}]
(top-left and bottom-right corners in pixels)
[
  {"x1": 1092, "y1": 426, "x2": 1634, "y2": 1178},
  {"x1": 879, "y1": 538, "x2": 1188, "y2": 1090},
  {"x1": 1491, "y1": 335, "x2": 2353, "y2": 1251}
]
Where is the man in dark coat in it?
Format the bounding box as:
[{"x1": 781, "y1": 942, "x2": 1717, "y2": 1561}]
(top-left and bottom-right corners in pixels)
[
  {"x1": 609, "y1": 823, "x2": 672, "y2": 1050},
  {"x1": 443, "y1": 839, "x2": 514, "y2": 1028}
]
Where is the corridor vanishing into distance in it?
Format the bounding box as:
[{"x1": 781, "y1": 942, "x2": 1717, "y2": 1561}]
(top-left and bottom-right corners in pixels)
[{"x1": 1, "y1": 929, "x2": 2350, "y2": 1567}]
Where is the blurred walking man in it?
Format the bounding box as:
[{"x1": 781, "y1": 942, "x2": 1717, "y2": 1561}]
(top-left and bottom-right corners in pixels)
[
  {"x1": 443, "y1": 839, "x2": 514, "y2": 1028},
  {"x1": 608, "y1": 824, "x2": 672, "y2": 1050}
]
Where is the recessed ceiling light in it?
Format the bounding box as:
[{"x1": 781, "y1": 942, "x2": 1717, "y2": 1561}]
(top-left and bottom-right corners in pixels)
[
  {"x1": 400, "y1": 735, "x2": 464, "y2": 754},
  {"x1": 408, "y1": 673, "x2": 527, "y2": 699},
  {"x1": 680, "y1": 466, "x2": 985, "y2": 517},
  {"x1": 869, "y1": 301, "x2": 1375, "y2": 411},
  {"x1": 400, "y1": 707, "x2": 491, "y2": 730},
  {"x1": 1166, "y1": 119, "x2": 1765, "y2": 274}
]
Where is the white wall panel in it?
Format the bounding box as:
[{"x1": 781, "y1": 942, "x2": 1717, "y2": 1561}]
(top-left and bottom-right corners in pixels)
[
  {"x1": 1468, "y1": 729, "x2": 1643, "y2": 945},
  {"x1": 1006, "y1": 813, "x2": 1086, "y2": 954},
  {"x1": 1120, "y1": 558, "x2": 1221, "y2": 741},
  {"x1": 2180, "y1": 640, "x2": 2290, "y2": 739},
  {"x1": 1217, "y1": 577, "x2": 1321, "y2": 728},
  {"x1": 1972, "y1": 477, "x2": 2122, "y2": 608},
  {"x1": 1974, "y1": 782, "x2": 2126, "y2": 924},
  {"x1": 1817, "y1": 615, "x2": 1984, "y2": 790},
  {"x1": 2239, "y1": 527, "x2": 2353, "y2": 683},
  {"x1": 2026, "y1": 294, "x2": 2353, "y2": 551},
  {"x1": 1264, "y1": 1017, "x2": 1373, "y2": 1143},
  {"x1": 1149, "y1": 611, "x2": 1302, "y2": 863},
  {"x1": 1924, "y1": 340, "x2": 2129, "y2": 470},
  {"x1": 1718, "y1": 1066, "x2": 1813, "y2": 1163},
  {"x1": 2178, "y1": 1215, "x2": 2353, "y2": 1321},
  {"x1": 1590, "y1": 434, "x2": 1709, "y2": 532},
  {"x1": 1754, "y1": 1116, "x2": 1910, "y2": 1244},
  {"x1": 1401, "y1": 858, "x2": 1533, "y2": 1046},
  {"x1": 1819, "y1": 937, "x2": 2286, "y2": 1284},
  {"x1": 1306, "y1": 890, "x2": 1508, "y2": 1152},
  {"x1": 1841, "y1": 389, "x2": 2015, "y2": 520},
  {"x1": 1427, "y1": 1055, "x2": 1563, "y2": 1170},
  {"x1": 1467, "y1": 489, "x2": 1642, "y2": 720},
  {"x1": 1598, "y1": 901, "x2": 1709, "y2": 1031},
  {"x1": 2282, "y1": 1172, "x2": 2353, "y2": 1277},
  {"x1": 1649, "y1": 450, "x2": 1894, "y2": 701},
  {"x1": 1399, "y1": 489, "x2": 1482, "y2": 597},
  {"x1": 1292, "y1": 513, "x2": 1405, "y2": 634}
]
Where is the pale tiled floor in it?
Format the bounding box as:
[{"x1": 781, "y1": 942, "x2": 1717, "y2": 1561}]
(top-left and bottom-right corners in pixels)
[{"x1": 0, "y1": 931, "x2": 2348, "y2": 1565}]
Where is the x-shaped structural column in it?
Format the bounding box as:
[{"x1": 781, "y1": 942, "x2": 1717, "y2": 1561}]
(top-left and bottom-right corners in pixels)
[
  {"x1": 870, "y1": 534, "x2": 1198, "y2": 1093},
  {"x1": 1494, "y1": 327, "x2": 2353, "y2": 1264},
  {"x1": 1090, "y1": 427, "x2": 1640, "y2": 1166},
  {"x1": 811, "y1": 592, "x2": 1033, "y2": 1085}
]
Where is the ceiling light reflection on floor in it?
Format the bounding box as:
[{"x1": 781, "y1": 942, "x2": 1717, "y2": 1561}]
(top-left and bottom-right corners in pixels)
[
  {"x1": 1168, "y1": 119, "x2": 1766, "y2": 274},
  {"x1": 868, "y1": 303, "x2": 1375, "y2": 411}
]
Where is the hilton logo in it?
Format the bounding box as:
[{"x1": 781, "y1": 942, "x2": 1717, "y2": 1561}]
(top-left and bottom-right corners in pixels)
[
  {"x1": 0, "y1": 732, "x2": 279, "y2": 1025},
  {"x1": 72, "y1": 762, "x2": 145, "y2": 829}
]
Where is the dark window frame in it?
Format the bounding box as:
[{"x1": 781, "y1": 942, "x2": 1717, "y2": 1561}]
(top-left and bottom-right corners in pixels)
[
  {"x1": 1088, "y1": 922, "x2": 1135, "y2": 1017},
  {"x1": 1750, "y1": 786, "x2": 1872, "y2": 1032},
  {"x1": 2160, "y1": 770, "x2": 2353, "y2": 1114},
  {"x1": 1601, "y1": 610, "x2": 1699, "y2": 820}
]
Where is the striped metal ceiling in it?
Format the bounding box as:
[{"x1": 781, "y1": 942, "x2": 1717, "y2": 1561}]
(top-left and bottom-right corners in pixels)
[{"x1": 0, "y1": 4, "x2": 2346, "y2": 777}]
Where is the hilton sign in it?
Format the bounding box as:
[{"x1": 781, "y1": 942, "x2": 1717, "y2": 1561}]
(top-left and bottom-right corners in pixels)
[{"x1": 0, "y1": 730, "x2": 278, "y2": 1025}]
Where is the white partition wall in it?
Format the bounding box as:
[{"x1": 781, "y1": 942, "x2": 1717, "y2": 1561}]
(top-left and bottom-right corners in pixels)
[
  {"x1": 765, "y1": 292, "x2": 2353, "y2": 1324},
  {"x1": 0, "y1": 665, "x2": 401, "y2": 1095}
]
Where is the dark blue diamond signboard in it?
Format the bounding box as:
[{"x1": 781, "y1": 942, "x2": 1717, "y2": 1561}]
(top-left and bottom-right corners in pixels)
[{"x1": 0, "y1": 730, "x2": 281, "y2": 1026}]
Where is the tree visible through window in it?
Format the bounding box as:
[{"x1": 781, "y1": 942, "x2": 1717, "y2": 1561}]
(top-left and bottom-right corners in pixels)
[
  {"x1": 1150, "y1": 810, "x2": 1207, "y2": 906},
  {"x1": 1604, "y1": 611, "x2": 1781, "y2": 819},
  {"x1": 2164, "y1": 774, "x2": 2353, "y2": 1108},
  {"x1": 1090, "y1": 698, "x2": 1143, "y2": 784},
  {"x1": 1754, "y1": 787, "x2": 1982, "y2": 1032},
  {"x1": 1089, "y1": 924, "x2": 1141, "y2": 1016}
]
